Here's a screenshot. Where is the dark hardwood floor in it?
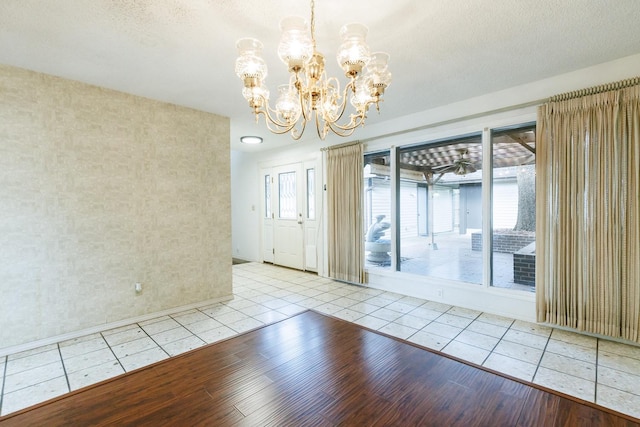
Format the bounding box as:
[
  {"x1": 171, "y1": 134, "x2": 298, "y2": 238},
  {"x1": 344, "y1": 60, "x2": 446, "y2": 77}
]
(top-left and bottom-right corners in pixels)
[{"x1": 1, "y1": 311, "x2": 638, "y2": 426}]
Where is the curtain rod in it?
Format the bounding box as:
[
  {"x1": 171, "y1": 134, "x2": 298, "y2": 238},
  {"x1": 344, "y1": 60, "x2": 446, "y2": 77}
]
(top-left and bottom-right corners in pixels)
[
  {"x1": 320, "y1": 140, "x2": 361, "y2": 151},
  {"x1": 320, "y1": 77, "x2": 638, "y2": 148},
  {"x1": 357, "y1": 99, "x2": 543, "y2": 145},
  {"x1": 549, "y1": 76, "x2": 640, "y2": 102}
]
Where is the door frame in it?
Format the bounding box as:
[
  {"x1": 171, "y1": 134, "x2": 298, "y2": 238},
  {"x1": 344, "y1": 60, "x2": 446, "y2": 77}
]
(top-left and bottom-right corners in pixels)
[{"x1": 258, "y1": 153, "x2": 323, "y2": 274}]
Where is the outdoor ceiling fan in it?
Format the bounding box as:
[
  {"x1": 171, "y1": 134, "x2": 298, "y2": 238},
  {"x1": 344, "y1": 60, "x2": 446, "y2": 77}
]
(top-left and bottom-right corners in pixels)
[{"x1": 432, "y1": 148, "x2": 479, "y2": 176}]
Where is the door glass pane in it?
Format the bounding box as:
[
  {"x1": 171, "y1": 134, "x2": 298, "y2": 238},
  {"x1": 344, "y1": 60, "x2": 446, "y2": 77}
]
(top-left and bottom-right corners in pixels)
[
  {"x1": 307, "y1": 168, "x2": 315, "y2": 219},
  {"x1": 491, "y1": 126, "x2": 536, "y2": 290},
  {"x1": 279, "y1": 171, "x2": 296, "y2": 219},
  {"x1": 264, "y1": 174, "x2": 271, "y2": 218},
  {"x1": 398, "y1": 135, "x2": 483, "y2": 284},
  {"x1": 364, "y1": 151, "x2": 391, "y2": 270}
]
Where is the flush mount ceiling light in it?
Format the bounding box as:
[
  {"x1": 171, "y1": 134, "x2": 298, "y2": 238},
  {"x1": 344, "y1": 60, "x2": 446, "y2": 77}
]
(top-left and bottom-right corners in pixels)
[
  {"x1": 235, "y1": 0, "x2": 391, "y2": 141},
  {"x1": 240, "y1": 136, "x2": 264, "y2": 144}
]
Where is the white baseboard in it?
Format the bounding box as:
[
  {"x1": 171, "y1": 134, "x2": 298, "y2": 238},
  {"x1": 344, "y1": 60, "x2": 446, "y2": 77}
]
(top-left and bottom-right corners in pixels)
[
  {"x1": 366, "y1": 269, "x2": 536, "y2": 322},
  {"x1": 0, "y1": 294, "x2": 234, "y2": 358}
]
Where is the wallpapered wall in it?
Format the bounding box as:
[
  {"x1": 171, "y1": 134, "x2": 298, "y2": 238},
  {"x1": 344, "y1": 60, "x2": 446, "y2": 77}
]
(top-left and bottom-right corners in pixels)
[{"x1": 0, "y1": 64, "x2": 231, "y2": 348}]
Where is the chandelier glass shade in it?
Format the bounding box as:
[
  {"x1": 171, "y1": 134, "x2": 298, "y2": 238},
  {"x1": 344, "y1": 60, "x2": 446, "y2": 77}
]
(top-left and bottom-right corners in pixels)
[{"x1": 235, "y1": 0, "x2": 391, "y2": 140}]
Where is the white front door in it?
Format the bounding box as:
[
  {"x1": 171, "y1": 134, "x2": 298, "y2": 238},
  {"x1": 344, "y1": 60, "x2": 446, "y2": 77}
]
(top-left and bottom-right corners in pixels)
[
  {"x1": 260, "y1": 160, "x2": 320, "y2": 272},
  {"x1": 273, "y1": 164, "x2": 305, "y2": 270}
]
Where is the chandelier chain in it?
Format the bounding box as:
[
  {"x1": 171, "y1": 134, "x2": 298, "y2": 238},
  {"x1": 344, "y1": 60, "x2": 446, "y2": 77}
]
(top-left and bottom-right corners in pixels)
[{"x1": 310, "y1": 0, "x2": 316, "y2": 49}]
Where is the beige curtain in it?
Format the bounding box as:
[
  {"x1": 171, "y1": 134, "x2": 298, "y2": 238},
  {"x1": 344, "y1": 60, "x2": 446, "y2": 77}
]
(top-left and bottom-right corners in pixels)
[
  {"x1": 326, "y1": 142, "x2": 365, "y2": 284},
  {"x1": 536, "y1": 79, "x2": 640, "y2": 343}
]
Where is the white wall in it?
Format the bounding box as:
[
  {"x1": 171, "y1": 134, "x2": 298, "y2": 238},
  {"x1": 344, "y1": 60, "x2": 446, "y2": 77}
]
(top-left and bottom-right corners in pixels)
[
  {"x1": 0, "y1": 65, "x2": 232, "y2": 350},
  {"x1": 231, "y1": 53, "x2": 640, "y2": 322},
  {"x1": 231, "y1": 150, "x2": 261, "y2": 261}
]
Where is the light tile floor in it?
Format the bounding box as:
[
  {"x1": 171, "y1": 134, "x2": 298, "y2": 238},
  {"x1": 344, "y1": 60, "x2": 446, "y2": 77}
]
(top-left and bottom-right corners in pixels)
[{"x1": 1, "y1": 262, "x2": 640, "y2": 420}]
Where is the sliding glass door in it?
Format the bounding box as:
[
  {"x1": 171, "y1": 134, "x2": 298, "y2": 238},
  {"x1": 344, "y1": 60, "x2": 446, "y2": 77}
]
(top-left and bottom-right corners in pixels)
[
  {"x1": 363, "y1": 123, "x2": 536, "y2": 291},
  {"x1": 396, "y1": 135, "x2": 483, "y2": 283},
  {"x1": 490, "y1": 125, "x2": 536, "y2": 290},
  {"x1": 363, "y1": 151, "x2": 392, "y2": 270}
]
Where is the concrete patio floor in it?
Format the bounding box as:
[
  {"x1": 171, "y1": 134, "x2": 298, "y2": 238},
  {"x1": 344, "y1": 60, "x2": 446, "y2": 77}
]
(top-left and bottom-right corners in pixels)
[{"x1": 366, "y1": 232, "x2": 535, "y2": 292}]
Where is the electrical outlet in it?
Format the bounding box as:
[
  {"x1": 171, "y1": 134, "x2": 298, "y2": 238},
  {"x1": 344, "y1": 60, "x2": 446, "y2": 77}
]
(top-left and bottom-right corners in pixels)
[
  {"x1": 436, "y1": 288, "x2": 443, "y2": 298},
  {"x1": 135, "y1": 283, "x2": 142, "y2": 293}
]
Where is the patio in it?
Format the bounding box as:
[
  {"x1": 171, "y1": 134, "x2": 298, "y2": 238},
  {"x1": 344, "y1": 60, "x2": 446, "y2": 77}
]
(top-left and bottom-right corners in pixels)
[{"x1": 366, "y1": 231, "x2": 535, "y2": 292}]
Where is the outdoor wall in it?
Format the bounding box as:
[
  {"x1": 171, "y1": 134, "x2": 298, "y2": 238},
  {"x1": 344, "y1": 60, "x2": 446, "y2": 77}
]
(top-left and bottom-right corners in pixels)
[{"x1": 0, "y1": 64, "x2": 231, "y2": 349}]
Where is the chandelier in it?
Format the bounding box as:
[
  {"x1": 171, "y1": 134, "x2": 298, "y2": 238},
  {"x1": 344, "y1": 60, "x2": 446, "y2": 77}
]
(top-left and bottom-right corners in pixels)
[{"x1": 234, "y1": 0, "x2": 391, "y2": 140}]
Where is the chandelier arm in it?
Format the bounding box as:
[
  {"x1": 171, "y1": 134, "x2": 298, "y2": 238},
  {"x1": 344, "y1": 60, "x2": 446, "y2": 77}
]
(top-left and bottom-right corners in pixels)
[
  {"x1": 297, "y1": 86, "x2": 312, "y2": 124},
  {"x1": 290, "y1": 118, "x2": 308, "y2": 141},
  {"x1": 327, "y1": 112, "x2": 367, "y2": 130},
  {"x1": 325, "y1": 117, "x2": 358, "y2": 137},
  {"x1": 369, "y1": 98, "x2": 383, "y2": 113},
  {"x1": 325, "y1": 80, "x2": 378, "y2": 132},
  {"x1": 330, "y1": 126, "x2": 357, "y2": 138},
  {"x1": 257, "y1": 110, "x2": 297, "y2": 135},
  {"x1": 315, "y1": 111, "x2": 327, "y2": 140},
  {"x1": 289, "y1": 99, "x2": 309, "y2": 139},
  {"x1": 326, "y1": 116, "x2": 363, "y2": 135},
  {"x1": 264, "y1": 119, "x2": 303, "y2": 141},
  {"x1": 254, "y1": 104, "x2": 299, "y2": 135},
  {"x1": 257, "y1": 94, "x2": 303, "y2": 130},
  {"x1": 253, "y1": 103, "x2": 308, "y2": 141},
  {"x1": 290, "y1": 73, "x2": 310, "y2": 124},
  {"x1": 323, "y1": 79, "x2": 353, "y2": 125},
  {"x1": 325, "y1": 111, "x2": 367, "y2": 132}
]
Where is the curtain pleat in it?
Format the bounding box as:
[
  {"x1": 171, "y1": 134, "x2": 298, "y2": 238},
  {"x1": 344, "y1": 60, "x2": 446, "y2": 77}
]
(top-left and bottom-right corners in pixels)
[
  {"x1": 326, "y1": 143, "x2": 365, "y2": 284},
  {"x1": 537, "y1": 84, "x2": 640, "y2": 343}
]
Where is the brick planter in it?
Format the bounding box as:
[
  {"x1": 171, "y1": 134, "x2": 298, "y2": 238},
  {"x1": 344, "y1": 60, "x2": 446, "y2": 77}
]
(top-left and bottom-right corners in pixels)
[
  {"x1": 471, "y1": 231, "x2": 535, "y2": 254},
  {"x1": 513, "y1": 242, "x2": 536, "y2": 286}
]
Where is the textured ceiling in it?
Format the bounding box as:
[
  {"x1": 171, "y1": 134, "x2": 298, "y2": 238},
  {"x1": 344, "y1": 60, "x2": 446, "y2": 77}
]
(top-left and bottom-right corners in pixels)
[{"x1": 1, "y1": 0, "x2": 640, "y2": 151}]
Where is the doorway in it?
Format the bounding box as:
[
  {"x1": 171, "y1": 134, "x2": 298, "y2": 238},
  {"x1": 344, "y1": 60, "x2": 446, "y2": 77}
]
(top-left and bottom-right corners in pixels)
[{"x1": 260, "y1": 160, "x2": 319, "y2": 272}]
